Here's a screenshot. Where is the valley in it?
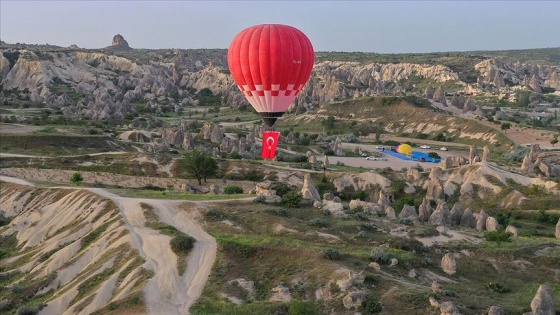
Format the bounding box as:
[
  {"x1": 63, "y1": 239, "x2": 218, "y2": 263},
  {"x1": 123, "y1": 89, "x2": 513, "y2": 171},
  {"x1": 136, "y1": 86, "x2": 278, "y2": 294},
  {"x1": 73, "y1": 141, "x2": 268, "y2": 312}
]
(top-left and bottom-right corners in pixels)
[{"x1": 1, "y1": 41, "x2": 559, "y2": 315}]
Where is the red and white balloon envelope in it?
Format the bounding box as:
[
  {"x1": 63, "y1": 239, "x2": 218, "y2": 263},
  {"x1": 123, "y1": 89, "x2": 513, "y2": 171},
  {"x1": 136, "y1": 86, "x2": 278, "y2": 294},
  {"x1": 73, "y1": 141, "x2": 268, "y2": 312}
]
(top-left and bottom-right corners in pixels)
[{"x1": 228, "y1": 24, "x2": 315, "y2": 159}]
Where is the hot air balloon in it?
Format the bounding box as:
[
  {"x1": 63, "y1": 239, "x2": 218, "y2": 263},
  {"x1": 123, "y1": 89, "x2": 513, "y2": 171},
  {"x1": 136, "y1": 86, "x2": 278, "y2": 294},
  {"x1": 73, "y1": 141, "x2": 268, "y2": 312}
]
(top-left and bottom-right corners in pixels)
[
  {"x1": 227, "y1": 24, "x2": 315, "y2": 128},
  {"x1": 395, "y1": 144, "x2": 413, "y2": 156}
]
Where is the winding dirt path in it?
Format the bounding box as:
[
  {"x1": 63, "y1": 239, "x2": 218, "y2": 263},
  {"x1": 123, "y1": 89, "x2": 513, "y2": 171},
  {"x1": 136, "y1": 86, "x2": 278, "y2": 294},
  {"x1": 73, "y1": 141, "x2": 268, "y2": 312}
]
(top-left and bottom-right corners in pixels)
[{"x1": 0, "y1": 176, "x2": 217, "y2": 315}]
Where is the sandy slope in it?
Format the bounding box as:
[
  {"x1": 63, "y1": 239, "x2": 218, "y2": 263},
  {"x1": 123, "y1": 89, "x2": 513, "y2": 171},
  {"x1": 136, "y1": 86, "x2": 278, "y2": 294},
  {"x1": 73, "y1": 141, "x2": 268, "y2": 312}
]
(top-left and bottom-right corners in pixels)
[
  {"x1": 88, "y1": 189, "x2": 216, "y2": 315},
  {"x1": 0, "y1": 176, "x2": 216, "y2": 315}
]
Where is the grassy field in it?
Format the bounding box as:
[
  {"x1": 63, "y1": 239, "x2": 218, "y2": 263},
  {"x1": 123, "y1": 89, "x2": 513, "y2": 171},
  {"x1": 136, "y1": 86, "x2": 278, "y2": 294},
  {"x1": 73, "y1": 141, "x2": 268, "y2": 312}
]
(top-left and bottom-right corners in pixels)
[
  {"x1": 189, "y1": 200, "x2": 560, "y2": 315},
  {"x1": 110, "y1": 188, "x2": 254, "y2": 201}
]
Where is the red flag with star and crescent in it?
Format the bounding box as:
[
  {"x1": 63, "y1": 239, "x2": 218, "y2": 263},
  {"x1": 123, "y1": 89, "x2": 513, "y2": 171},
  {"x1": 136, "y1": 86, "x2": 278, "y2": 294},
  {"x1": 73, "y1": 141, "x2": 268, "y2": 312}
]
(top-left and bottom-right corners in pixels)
[{"x1": 261, "y1": 131, "x2": 280, "y2": 159}]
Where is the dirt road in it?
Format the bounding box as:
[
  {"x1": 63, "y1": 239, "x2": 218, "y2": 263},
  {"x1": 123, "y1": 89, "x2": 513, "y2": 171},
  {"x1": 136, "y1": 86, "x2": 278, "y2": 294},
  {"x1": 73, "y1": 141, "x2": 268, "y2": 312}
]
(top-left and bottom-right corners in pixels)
[{"x1": 0, "y1": 176, "x2": 216, "y2": 315}]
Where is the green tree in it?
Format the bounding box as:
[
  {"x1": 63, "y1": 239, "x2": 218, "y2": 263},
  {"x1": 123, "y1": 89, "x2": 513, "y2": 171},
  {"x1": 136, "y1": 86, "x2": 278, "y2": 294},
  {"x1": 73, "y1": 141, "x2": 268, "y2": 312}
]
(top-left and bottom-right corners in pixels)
[
  {"x1": 500, "y1": 122, "x2": 511, "y2": 134},
  {"x1": 70, "y1": 172, "x2": 83, "y2": 186},
  {"x1": 180, "y1": 150, "x2": 218, "y2": 185}
]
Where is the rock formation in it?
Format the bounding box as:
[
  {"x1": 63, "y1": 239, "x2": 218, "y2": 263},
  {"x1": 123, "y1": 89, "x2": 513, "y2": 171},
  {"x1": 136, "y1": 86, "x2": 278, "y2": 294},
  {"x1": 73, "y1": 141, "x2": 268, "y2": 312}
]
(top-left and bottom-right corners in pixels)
[
  {"x1": 399, "y1": 204, "x2": 418, "y2": 223},
  {"x1": 426, "y1": 167, "x2": 445, "y2": 200},
  {"x1": 488, "y1": 306, "x2": 504, "y2": 315},
  {"x1": 342, "y1": 291, "x2": 366, "y2": 309},
  {"x1": 301, "y1": 174, "x2": 321, "y2": 202},
  {"x1": 506, "y1": 225, "x2": 518, "y2": 237},
  {"x1": 482, "y1": 146, "x2": 491, "y2": 162},
  {"x1": 556, "y1": 218, "x2": 560, "y2": 239},
  {"x1": 269, "y1": 285, "x2": 291, "y2": 302},
  {"x1": 424, "y1": 86, "x2": 435, "y2": 99},
  {"x1": 111, "y1": 34, "x2": 131, "y2": 49},
  {"x1": 440, "y1": 301, "x2": 461, "y2": 315},
  {"x1": 530, "y1": 285, "x2": 555, "y2": 315},
  {"x1": 433, "y1": 86, "x2": 447, "y2": 105},
  {"x1": 476, "y1": 210, "x2": 489, "y2": 231},
  {"x1": 441, "y1": 253, "x2": 456, "y2": 275},
  {"x1": 449, "y1": 203, "x2": 464, "y2": 225},
  {"x1": 469, "y1": 146, "x2": 479, "y2": 165},
  {"x1": 418, "y1": 198, "x2": 433, "y2": 222},
  {"x1": 486, "y1": 216, "x2": 499, "y2": 232},
  {"x1": 385, "y1": 206, "x2": 396, "y2": 220},
  {"x1": 460, "y1": 208, "x2": 476, "y2": 228},
  {"x1": 429, "y1": 203, "x2": 451, "y2": 226}
]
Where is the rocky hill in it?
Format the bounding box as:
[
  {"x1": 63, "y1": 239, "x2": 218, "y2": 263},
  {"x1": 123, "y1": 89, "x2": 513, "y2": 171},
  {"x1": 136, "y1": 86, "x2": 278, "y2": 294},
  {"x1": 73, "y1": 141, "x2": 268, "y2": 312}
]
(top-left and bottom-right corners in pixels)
[
  {"x1": 0, "y1": 183, "x2": 149, "y2": 314},
  {"x1": 1, "y1": 36, "x2": 558, "y2": 122}
]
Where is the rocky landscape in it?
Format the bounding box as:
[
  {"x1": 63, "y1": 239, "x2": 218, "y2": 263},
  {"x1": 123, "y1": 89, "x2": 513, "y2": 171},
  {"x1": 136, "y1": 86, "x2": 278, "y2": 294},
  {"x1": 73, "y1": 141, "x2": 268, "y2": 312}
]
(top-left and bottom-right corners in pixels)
[
  {"x1": 1, "y1": 36, "x2": 559, "y2": 315},
  {"x1": 1, "y1": 36, "x2": 559, "y2": 125}
]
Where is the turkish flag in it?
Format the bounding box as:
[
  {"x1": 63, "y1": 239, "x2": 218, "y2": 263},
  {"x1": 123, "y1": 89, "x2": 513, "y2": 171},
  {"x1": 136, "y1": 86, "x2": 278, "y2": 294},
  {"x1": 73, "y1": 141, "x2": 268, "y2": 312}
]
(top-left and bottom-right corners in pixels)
[{"x1": 261, "y1": 131, "x2": 280, "y2": 159}]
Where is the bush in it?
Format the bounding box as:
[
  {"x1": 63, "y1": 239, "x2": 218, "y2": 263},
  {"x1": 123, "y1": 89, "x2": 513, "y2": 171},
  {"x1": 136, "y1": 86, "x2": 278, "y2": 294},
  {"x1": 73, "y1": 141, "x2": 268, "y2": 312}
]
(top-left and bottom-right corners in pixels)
[
  {"x1": 244, "y1": 169, "x2": 264, "y2": 181},
  {"x1": 270, "y1": 182, "x2": 292, "y2": 197},
  {"x1": 309, "y1": 218, "x2": 329, "y2": 228},
  {"x1": 484, "y1": 230, "x2": 513, "y2": 246},
  {"x1": 289, "y1": 300, "x2": 318, "y2": 315},
  {"x1": 254, "y1": 195, "x2": 267, "y2": 204},
  {"x1": 143, "y1": 183, "x2": 165, "y2": 191},
  {"x1": 268, "y1": 208, "x2": 289, "y2": 217},
  {"x1": 70, "y1": 172, "x2": 83, "y2": 186},
  {"x1": 282, "y1": 191, "x2": 303, "y2": 208},
  {"x1": 170, "y1": 234, "x2": 196, "y2": 255},
  {"x1": 229, "y1": 152, "x2": 242, "y2": 159},
  {"x1": 485, "y1": 282, "x2": 511, "y2": 293},
  {"x1": 370, "y1": 247, "x2": 391, "y2": 264},
  {"x1": 205, "y1": 209, "x2": 227, "y2": 221},
  {"x1": 322, "y1": 248, "x2": 341, "y2": 260},
  {"x1": 224, "y1": 185, "x2": 244, "y2": 194},
  {"x1": 363, "y1": 301, "x2": 383, "y2": 314}
]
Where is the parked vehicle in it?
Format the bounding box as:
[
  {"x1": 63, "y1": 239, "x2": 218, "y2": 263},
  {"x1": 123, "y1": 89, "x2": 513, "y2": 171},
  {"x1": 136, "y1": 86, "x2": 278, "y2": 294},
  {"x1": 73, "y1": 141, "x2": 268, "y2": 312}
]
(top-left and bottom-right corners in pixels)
[
  {"x1": 439, "y1": 147, "x2": 448, "y2": 151},
  {"x1": 375, "y1": 145, "x2": 384, "y2": 149},
  {"x1": 420, "y1": 145, "x2": 431, "y2": 149},
  {"x1": 366, "y1": 156, "x2": 378, "y2": 161}
]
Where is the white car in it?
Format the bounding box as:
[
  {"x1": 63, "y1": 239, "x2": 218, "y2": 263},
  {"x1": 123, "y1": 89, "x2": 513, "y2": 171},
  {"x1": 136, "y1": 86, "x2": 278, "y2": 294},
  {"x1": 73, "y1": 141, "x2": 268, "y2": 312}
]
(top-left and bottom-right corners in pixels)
[
  {"x1": 420, "y1": 145, "x2": 431, "y2": 149},
  {"x1": 439, "y1": 147, "x2": 448, "y2": 151},
  {"x1": 366, "y1": 156, "x2": 378, "y2": 161},
  {"x1": 375, "y1": 145, "x2": 384, "y2": 149}
]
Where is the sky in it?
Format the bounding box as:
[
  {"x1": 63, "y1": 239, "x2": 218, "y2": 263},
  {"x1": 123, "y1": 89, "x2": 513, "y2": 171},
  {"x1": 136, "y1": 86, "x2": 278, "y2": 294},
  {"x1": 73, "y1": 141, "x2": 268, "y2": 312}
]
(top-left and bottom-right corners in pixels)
[{"x1": 1, "y1": 1, "x2": 559, "y2": 54}]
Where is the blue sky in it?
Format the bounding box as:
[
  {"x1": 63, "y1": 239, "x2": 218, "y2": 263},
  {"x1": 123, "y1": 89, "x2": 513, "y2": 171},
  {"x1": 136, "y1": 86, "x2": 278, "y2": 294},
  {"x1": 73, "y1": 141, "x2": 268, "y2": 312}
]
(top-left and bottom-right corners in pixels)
[{"x1": 1, "y1": 1, "x2": 559, "y2": 53}]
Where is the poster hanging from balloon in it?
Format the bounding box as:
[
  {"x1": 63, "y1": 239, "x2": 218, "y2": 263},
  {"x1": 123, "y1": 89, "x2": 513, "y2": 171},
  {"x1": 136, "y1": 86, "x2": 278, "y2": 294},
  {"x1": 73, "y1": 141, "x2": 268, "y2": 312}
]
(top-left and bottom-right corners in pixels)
[{"x1": 228, "y1": 24, "x2": 314, "y2": 159}]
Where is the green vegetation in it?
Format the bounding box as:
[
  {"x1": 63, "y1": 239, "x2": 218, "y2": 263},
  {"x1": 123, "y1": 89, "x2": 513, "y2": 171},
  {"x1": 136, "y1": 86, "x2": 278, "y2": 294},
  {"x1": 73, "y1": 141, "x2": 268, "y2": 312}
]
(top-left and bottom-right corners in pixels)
[
  {"x1": 70, "y1": 172, "x2": 83, "y2": 185},
  {"x1": 176, "y1": 150, "x2": 218, "y2": 185},
  {"x1": 224, "y1": 185, "x2": 244, "y2": 194},
  {"x1": 141, "y1": 203, "x2": 196, "y2": 275}
]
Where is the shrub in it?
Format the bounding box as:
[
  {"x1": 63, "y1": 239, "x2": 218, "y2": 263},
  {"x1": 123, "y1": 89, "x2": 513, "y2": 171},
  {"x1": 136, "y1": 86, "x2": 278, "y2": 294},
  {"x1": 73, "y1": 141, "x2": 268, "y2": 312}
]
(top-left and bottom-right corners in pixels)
[
  {"x1": 322, "y1": 248, "x2": 341, "y2": 260},
  {"x1": 352, "y1": 190, "x2": 368, "y2": 201},
  {"x1": 170, "y1": 234, "x2": 196, "y2": 255},
  {"x1": 270, "y1": 182, "x2": 292, "y2": 197},
  {"x1": 485, "y1": 282, "x2": 511, "y2": 293},
  {"x1": 309, "y1": 218, "x2": 328, "y2": 228},
  {"x1": 484, "y1": 230, "x2": 513, "y2": 246},
  {"x1": 70, "y1": 172, "x2": 83, "y2": 186},
  {"x1": 363, "y1": 301, "x2": 383, "y2": 314},
  {"x1": 370, "y1": 247, "x2": 391, "y2": 264},
  {"x1": 224, "y1": 185, "x2": 244, "y2": 194},
  {"x1": 282, "y1": 191, "x2": 303, "y2": 208},
  {"x1": 268, "y1": 208, "x2": 289, "y2": 217},
  {"x1": 143, "y1": 183, "x2": 165, "y2": 191},
  {"x1": 244, "y1": 169, "x2": 264, "y2": 181},
  {"x1": 205, "y1": 209, "x2": 227, "y2": 221},
  {"x1": 229, "y1": 152, "x2": 242, "y2": 159},
  {"x1": 254, "y1": 195, "x2": 266, "y2": 204},
  {"x1": 289, "y1": 300, "x2": 318, "y2": 315}
]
